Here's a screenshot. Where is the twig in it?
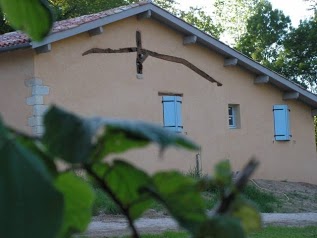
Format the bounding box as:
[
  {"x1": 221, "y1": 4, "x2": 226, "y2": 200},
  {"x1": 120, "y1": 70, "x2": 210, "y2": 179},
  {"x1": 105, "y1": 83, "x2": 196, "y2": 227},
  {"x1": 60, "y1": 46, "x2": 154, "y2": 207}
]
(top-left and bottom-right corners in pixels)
[
  {"x1": 215, "y1": 158, "x2": 259, "y2": 214},
  {"x1": 85, "y1": 165, "x2": 140, "y2": 238}
]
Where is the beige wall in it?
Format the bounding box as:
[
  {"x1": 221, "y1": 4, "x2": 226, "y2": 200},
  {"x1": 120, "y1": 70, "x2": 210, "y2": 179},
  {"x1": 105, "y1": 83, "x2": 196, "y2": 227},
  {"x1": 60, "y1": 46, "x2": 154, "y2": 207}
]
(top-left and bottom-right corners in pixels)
[
  {"x1": 31, "y1": 17, "x2": 317, "y2": 183},
  {"x1": 0, "y1": 49, "x2": 33, "y2": 133}
]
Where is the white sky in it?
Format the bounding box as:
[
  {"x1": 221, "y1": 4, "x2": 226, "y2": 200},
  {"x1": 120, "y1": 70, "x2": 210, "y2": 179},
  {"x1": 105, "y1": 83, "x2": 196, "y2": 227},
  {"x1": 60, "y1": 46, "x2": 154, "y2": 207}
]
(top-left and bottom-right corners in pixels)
[{"x1": 176, "y1": 0, "x2": 314, "y2": 26}]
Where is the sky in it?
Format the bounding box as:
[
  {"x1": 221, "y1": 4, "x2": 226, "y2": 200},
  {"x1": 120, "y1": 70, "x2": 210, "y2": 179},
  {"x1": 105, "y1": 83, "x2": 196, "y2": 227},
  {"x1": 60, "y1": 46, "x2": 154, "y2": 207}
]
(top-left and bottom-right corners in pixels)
[{"x1": 176, "y1": 0, "x2": 314, "y2": 27}]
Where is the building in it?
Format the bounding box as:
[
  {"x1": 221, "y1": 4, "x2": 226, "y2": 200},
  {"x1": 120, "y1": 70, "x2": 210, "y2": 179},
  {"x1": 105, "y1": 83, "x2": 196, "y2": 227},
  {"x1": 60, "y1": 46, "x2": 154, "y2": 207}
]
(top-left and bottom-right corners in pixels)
[{"x1": 1, "y1": 1, "x2": 317, "y2": 183}]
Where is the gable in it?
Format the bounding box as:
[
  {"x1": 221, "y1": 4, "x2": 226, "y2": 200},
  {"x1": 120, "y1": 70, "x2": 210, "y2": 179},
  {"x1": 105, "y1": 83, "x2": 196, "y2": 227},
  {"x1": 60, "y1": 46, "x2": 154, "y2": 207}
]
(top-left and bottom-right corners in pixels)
[{"x1": 1, "y1": 1, "x2": 317, "y2": 110}]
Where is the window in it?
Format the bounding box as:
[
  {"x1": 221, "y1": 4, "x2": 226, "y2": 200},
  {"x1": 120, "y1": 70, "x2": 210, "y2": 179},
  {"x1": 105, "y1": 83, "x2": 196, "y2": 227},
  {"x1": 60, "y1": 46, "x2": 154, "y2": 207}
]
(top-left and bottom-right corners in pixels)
[
  {"x1": 228, "y1": 104, "x2": 240, "y2": 129},
  {"x1": 273, "y1": 105, "x2": 291, "y2": 141},
  {"x1": 162, "y1": 95, "x2": 183, "y2": 132}
]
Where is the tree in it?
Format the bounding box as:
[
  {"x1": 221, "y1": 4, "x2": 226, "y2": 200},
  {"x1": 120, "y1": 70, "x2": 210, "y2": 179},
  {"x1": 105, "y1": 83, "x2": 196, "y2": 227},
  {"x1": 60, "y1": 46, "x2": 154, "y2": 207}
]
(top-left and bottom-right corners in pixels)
[
  {"x1": 279, "y1": 17, "x2": 317, "y2": 91},
  {"x1": 178, "y1": 6, "x2": 223, "y2": 37},
  {"x1": 213, "y1": 0, "x2": 259, "y2": 45},
  {"x1": 48, "y1": 0, "x2": 135, "y2": 20},
  {"x1": 235, "y1": 0, "x2": 292, "y2": 72}
]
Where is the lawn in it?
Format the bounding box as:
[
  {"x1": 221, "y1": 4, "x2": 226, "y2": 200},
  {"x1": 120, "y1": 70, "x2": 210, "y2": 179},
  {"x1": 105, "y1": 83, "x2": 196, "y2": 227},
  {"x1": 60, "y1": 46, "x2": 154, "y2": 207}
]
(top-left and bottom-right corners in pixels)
[{"x1": 121, "y1": 226, "x2": 317, "y2": 238}]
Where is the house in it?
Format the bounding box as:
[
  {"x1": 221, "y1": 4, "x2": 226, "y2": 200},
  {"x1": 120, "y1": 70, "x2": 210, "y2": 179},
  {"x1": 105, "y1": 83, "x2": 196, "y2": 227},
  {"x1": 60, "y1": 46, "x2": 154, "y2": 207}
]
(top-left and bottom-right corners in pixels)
[{"x1": 1, "y1": 1, "x2": 317, "y2": 184}]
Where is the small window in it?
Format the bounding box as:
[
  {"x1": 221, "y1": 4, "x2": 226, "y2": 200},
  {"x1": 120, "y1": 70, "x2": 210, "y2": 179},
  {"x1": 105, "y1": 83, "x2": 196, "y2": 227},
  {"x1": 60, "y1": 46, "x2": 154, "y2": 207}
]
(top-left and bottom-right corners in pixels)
[
  {"x1": 162, "y1": 95, "x2": 183, "y2": 132},
  {"x1": 228, "y1": 104, "x2": 240, "y2": 129},
  {"x1": 273, "y1": 105, "x2": 291, "y2": 141}
]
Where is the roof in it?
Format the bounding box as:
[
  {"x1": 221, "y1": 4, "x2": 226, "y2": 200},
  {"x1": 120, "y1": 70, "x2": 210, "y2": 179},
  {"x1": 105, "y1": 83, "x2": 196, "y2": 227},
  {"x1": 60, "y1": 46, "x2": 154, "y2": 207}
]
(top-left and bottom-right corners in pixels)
[{"x1": 1, "y1": 0, "x2": 317, "y2": 109}]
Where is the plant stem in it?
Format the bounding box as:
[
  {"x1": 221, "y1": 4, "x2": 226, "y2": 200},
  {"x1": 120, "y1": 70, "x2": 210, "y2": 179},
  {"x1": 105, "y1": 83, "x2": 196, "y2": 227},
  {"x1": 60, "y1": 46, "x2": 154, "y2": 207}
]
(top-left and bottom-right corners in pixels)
[
  {"x1": 85, "y1": 165, "x2": 140, "y2": 238},
  {"x1": 215, "y1": 158, "x2": 259, "y2": 214}
]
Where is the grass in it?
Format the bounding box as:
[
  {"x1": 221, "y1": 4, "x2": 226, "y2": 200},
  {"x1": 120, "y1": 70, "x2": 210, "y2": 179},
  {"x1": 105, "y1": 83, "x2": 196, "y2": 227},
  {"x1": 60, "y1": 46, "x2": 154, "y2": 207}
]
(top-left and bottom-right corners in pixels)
[
  {"x1": 242, "y1": 183, "x2": 281, "y2": 212},
  {"x1": 92, "y1": 170, "x2": 281, "y2": 215},
  {"x1": 92, "y1": 184, "x2": 280, "y2": 216},
  {"x1": 250, "y1": 226, "x2": 317, "y2": 238},
  {"x1": 116, "y1": 227, "x2": 317, "y2": 238},
  {"x1": 93, "y1": 188, "x2": 121, "y2": 215}
]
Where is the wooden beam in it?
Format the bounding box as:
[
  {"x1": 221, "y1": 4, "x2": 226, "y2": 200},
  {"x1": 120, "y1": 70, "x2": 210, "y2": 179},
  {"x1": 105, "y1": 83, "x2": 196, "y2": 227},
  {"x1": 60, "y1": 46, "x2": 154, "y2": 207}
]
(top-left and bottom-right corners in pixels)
[
  {"x1": 35, "y1": 44, "x2": 51, "y2": 54},
  {"x1": 88, "y1": 27, "x2": 103, "y2": 37},
  {"x1": 183, "y1": 35, "x2": 197, "y2": 45},
  {"x1": 283, "y1": 91, "x2": 300, "y2": 100},
  {"x1": 137, "y1": 10, "x2": 151, "y2": 20},
  {"x1": 254, "y1": 75, "x2": 269, "y2": 84},
  {"x1": 312, "y1": 109, "x2": 317, "y2": 116},
  {"x1": 224, "y1": 58, "x2": 238, "y2": 67}
]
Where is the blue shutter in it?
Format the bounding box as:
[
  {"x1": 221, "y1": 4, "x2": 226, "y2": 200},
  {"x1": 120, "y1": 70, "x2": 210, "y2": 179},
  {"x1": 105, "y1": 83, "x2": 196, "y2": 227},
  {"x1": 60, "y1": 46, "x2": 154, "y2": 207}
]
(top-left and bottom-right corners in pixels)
[
  {"x1": 273, "y1": 105, "x2": 291, "y2": 141},
  {"x1": 162, "y1": 96, "x2": 183, "y2": 132},
  {"x1": 176, "y1": 96, "x2": 183, "y2": 132}
]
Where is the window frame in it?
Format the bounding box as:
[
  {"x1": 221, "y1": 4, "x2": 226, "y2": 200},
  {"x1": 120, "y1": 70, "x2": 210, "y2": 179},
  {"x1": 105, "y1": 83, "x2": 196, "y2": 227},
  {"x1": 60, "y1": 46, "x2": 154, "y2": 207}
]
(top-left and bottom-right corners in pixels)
[{"x1": 228, "y1": 104, "x2": 240, "y2": 129}]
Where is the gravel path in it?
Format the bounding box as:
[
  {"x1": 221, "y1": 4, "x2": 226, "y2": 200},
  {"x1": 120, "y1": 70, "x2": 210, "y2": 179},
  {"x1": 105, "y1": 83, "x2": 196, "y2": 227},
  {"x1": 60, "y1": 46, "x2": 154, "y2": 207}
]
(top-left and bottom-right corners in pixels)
[{"x1": 79, "y1": 213, "x2": 317, "y2": 237}]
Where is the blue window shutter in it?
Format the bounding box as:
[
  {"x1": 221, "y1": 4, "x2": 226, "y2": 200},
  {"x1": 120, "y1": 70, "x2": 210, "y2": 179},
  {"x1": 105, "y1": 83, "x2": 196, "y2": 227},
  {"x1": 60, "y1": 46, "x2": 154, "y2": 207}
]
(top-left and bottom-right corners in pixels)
[
  {"x1": 162, "y1": 96, "x2": 177, "y2": 131},
  {"x1": 176, "y1": 96, "x2": 183, "y2": 132},
  {"x1": 162, "y1": 96, "x2": 183, "y2": 132},
  {"x1": 273, "y1": 105, "x2": 291, "y2": 141}
]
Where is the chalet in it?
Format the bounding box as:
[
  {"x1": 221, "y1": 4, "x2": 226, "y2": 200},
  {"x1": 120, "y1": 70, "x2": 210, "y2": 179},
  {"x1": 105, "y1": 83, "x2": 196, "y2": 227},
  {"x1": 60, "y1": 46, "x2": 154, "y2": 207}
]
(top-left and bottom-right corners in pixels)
[{"x1": 1, "y1": 1, "x2": 317, "y2": 183}]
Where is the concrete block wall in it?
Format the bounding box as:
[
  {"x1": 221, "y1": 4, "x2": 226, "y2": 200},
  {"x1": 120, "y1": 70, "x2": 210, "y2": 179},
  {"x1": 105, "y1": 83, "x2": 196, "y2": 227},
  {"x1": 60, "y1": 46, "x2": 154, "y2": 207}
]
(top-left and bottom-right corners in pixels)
[{"x1": 25, "y1": 77, "x2": 49, "y2": 136}]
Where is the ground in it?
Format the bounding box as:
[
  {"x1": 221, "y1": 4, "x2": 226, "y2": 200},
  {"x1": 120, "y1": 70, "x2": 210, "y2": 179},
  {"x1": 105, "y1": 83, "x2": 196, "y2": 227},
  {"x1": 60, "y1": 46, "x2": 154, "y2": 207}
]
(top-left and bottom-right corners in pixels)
[
  {"x1": 253, "y1": 179, "x2": 317, "y2": 212},
  {"x1": 79, "y1": 180, "x2": 317, "y2": 237}
]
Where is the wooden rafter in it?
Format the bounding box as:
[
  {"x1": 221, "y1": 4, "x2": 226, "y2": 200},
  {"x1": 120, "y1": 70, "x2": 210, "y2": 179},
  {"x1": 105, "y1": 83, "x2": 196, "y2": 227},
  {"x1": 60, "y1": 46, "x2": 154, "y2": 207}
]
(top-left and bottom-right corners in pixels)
[{"x1": 82, "y1": 31, "x2": 222, "y2": 86}]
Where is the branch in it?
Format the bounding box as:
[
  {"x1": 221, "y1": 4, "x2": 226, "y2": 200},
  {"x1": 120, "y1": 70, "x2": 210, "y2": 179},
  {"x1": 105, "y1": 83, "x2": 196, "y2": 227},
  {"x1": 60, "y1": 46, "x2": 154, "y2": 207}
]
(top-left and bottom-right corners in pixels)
[
  {"x1": 85, "y1": 165, "x2": 140, "y2": 238},
  {"x1": 214, "y1": 158, "x2": 259, "y2": 214},
  {"x1": 82, "y1": 47, "x2": 137, "y2": 56},
  {"x1": 82, "y1": 47, "x2": 222, "y2": 86},
  {"x1": 143, "y1": 49, "x2": 222, "y2": 86}
]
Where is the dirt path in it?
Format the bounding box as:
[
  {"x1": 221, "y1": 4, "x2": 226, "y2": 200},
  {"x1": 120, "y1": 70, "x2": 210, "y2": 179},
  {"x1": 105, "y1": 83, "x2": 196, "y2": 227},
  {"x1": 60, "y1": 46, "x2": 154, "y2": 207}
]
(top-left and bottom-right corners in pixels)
[{"x1": 79, "y1": 213, "x2": 317, "y2": 237}]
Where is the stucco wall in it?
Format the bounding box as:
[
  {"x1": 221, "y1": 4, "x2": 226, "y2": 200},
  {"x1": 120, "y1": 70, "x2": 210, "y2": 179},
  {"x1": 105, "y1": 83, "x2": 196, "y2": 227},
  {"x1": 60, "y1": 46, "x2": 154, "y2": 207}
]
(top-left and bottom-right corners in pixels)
[
  {"x1": 33, "y1": 17, "x2": 317, "y2": 183},
  {"x1": 0, "y1": 49, "x2": 33, "y2": 133}
]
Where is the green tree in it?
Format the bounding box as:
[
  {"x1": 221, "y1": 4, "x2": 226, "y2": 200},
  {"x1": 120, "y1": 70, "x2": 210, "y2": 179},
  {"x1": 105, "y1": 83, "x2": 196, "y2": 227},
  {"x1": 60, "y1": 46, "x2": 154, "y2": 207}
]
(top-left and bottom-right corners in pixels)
[
  {"x1": 178, "y1": 6, "x2": 223, "y2": 37},
  {"x1": 213, "y1": 0, "x2": 259, "y2": 45},
  {"x1": 279, "y1": 17, "x2": 317, "y2": 90},
  {"x1": 235, "y1": 0, "x2": 292, "y2": 71}
]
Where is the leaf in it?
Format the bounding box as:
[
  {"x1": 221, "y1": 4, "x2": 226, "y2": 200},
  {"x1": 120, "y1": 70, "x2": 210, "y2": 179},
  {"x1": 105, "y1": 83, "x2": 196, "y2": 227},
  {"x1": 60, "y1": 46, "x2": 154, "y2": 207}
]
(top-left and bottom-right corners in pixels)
[
  {"x1": 149, "y1": 171, "x2": 207, "y2": 233},
  {"x1": 43, "y1": 106, "x2": 199, "y2": 163},
  {"x1": 194, "y1": 216, "x2": 245, "y2": 238},
  {"x1": 55, "y1": 172, "x2": 95, "y2": 238},
  {"x1": 230, "y1": 197, "x2": 262, "y2": 234},
  {"x1": 0, "y1": 0, "x2": 53, "y2": 40},
  {"x1": 10, "y1": 128, "x2": 58, "y2": 177},
  {"x1": 91, "y1": 160, "x2": 153, "y2": 220},
  {"x1": 214, "y1": 160, "x2": 232, "y2": 187},
  {"x1": 0, "y1": 118, "x2": 64, "y2": 238}
]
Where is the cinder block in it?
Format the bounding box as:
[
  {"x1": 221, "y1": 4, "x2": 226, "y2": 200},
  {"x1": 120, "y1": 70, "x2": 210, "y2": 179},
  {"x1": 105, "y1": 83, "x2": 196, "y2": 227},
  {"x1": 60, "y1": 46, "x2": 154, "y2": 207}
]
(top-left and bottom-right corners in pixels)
[
  {"x1": 33, "y1": 105, "x2": 48, "y2": 116},
  {"x1": 32, "y1": 126, "x2": 45, "y2": 135},
  {"x1": 26, "y1": 95, "x2": 44, "y2": 106},
  {"x1": 32, "y1": 85, "x2": 50, "y2": 96},
  {"x1": 25, "y1": 78, "x2": 43, "y2": 87},
  {"x1": 28, "y1": 116, "x2": 43, "y2": 127}
]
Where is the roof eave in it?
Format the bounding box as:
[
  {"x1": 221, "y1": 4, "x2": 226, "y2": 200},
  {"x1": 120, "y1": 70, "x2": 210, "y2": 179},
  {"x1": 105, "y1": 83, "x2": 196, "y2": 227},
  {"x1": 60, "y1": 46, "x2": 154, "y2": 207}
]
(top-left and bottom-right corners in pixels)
[
  {"x1": 147, "y1": 4, "x2": 317, "y2": 109},
  {"x1": 0, "y1": 42, "x2": 31, "y2": 53}
]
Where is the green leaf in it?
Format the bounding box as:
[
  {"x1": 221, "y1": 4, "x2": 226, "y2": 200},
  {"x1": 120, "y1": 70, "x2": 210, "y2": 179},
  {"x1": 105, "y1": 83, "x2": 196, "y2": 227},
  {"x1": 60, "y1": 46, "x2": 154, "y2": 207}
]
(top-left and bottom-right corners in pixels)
[
  {"x1": 91, "y1": 160, "x2": 153, "y2": 220},
  {"x1": 0, "y1": 0, "x2": 53, "y2": 40},
  {"x1": 43, "y1": 106, "x2": 199, "y2": 163},
  {"x1": 214, "y1": 160, "x2": 232, "y2": 187},
  {"x1": 0, "y1": 118, "x2": 64, "y2": 238},
  {"x1": 55, "y1": 172, "x2": 95, "y2": 238},
  {"x1": 10, "y1": 128, "x2": 58, "y2": 177},
  {"x1": 230, "y1": 197, "x2": 262, "y2": 234},
  {"x1": 150, "y1": 171, "x2": 207, "y2": 233},
  {"x1": 195, "y1": 216, "x2": 245, "y2": 238}
]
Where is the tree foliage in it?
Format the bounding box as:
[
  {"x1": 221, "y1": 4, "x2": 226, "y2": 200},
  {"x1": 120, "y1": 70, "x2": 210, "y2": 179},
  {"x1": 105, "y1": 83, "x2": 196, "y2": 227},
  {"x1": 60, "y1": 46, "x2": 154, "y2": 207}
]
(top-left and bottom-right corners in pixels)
[
  {"x1": 278, "y1": 17, "x2": 317, "y2": 90},
  {"x1": 236, "y1": 0, "x2": 292, "y2": 70},
  {"x1": 213, "y1": 0, "x2": 259, "y2": 45}
]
